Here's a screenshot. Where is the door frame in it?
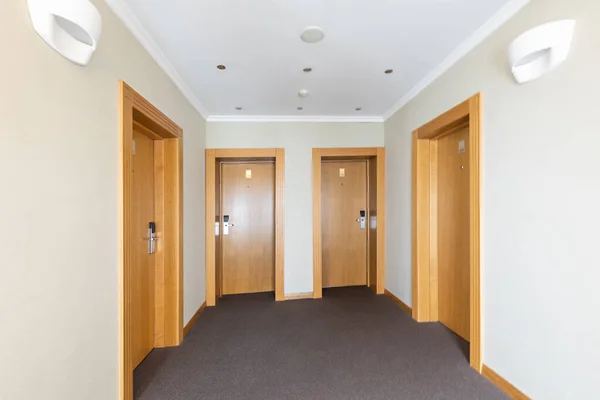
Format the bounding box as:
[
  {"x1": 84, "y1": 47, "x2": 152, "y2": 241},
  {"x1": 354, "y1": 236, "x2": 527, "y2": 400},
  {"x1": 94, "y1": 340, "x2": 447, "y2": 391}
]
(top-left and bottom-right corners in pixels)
[
  {"x1": 119, "y1": 81, "x2": 183, "y2": 400},
  {"x1": 312, "y1": 148, "x2": 386, "y2": 298},
  {"x1": 411, "y1": 93, "x2": 481, "y2": 371},
  {"x1": 205, "y1": 148, "x2": 285, "y2": 305}
]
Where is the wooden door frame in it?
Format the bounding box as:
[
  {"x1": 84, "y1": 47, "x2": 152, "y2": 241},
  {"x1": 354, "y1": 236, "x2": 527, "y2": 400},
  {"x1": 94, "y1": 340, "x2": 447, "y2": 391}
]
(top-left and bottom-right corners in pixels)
[
  {"x1": 411, "y1": 93, "x2": 481, "y2": 371},
  {"x1": 119, "y1": 81, "x2": 183, "y2": 400},
  {"x1": 205, "y1": 148, "x2": 285, "y2": 305},
  {"x1": 312, "y1": 148, "x2": 386, "y2": 298}
]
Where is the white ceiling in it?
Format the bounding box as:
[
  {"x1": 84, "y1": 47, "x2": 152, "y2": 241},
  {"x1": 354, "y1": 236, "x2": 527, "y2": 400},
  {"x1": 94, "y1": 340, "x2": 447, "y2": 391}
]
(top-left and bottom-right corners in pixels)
[{"x1": 109, "y1": 0, "x2": 524, "y2": 121}]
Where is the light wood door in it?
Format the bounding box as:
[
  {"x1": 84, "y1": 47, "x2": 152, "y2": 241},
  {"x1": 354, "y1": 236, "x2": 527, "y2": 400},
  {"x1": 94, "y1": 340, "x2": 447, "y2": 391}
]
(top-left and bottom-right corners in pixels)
[
  {"x1": 438, "y1": 126, "x2": 470, "y2": 341},
  {"x1": 322, "y1": 161, "x2": 368, "y2": 288},
  {"x1": 221, "y1": 162, "x2": 275, "y2": 295},
  {"x1": 131, "y1": 129, "x2": 155, "y2": 367}
]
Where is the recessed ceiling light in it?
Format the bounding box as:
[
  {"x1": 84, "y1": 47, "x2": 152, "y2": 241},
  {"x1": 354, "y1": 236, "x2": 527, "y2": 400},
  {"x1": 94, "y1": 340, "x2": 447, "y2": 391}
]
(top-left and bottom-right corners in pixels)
[
  {"x1": 217, "y1": 64, "x2": 226, "y2": 70},
  {"x1": 297, "y1": 107, "x2": 304, "y2": 111},
  {"x1": 301, "y1": 26, "x2": 325, "y2": 44},
  {"x1": 298, "y1": 89, "x2": 309, "y2": 98},
  {"x1": 303, "y1": 67, "x2": 312, "y2": 73},
  {"x1": 355, "y1": 107, "x2": 362, "y2": 111},
  {"x1": 385, "y1": 69, "x2": 394, "y2": 74},
  {"x1": 235, "y1": 106, "x2": 243, "y2": 111}
]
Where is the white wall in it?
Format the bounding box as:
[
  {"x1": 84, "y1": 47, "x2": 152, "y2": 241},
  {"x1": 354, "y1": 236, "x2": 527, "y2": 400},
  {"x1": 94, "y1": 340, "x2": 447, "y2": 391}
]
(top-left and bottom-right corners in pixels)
[
  {"x1": 384, "y1": 0, "x2": 599, "y2": 398},
  {"x1": 0, "y1": 1, "x2": 206, "y2": 399},
  {"x1": 207, "y1": 122, "x2": 384, "y2": 294}
]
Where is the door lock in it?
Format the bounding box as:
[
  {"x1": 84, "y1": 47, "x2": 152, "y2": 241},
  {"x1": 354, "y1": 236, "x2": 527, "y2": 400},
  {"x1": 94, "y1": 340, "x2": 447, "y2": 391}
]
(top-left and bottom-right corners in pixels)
[
  {"x1": 356, "y1": 210, "x2": 366, "y2": 229},
  {"x1": 147, "y1": 222, "x2": 157, "y2": 254},
  {"x1": 223, "y1": 215, "x2": 231, "y2": 235}
]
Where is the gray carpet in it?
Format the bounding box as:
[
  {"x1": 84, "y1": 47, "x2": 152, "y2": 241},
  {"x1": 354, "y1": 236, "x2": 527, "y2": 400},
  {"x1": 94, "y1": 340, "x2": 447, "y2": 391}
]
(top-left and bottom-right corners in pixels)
[{"x1": 134, "y1": 287, "x2": 507, "y2": 400}]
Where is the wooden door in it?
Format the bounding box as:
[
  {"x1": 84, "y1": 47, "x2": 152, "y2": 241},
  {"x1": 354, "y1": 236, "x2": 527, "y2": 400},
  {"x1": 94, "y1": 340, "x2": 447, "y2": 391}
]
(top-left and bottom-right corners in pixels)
[
  {"x1": 131, "y1": 129, "x2": 155, "y2": 367},
  {"x1": 322, "y1": 161, "x2": 368, "y2": 288},
  {"x1": 438, "y1": 126, "x2": 470, "y2": 341},
  {"x1": 221, "y1": 162, "x2": 275, "y2": 295}
]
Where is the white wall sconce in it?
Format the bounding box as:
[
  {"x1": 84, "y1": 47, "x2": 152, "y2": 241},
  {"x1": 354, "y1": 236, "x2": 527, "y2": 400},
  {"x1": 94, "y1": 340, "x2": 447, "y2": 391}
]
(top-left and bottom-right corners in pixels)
[
  {"x1": 27, "y1": 0, "x2": 102, "y2": 66},
  {"x1": 508, "y1": 20, "x2": 575, "y2": 84}
]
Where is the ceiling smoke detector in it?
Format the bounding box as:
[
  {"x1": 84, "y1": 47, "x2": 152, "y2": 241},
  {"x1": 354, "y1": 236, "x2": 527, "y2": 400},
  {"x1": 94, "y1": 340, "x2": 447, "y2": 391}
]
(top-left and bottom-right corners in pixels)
[
  {"x1": 301, "y1": 26, "x2": 325, "y2": 44},
  {"x1": 298, "y1": 89, "x2": 309, "y2": 98}
]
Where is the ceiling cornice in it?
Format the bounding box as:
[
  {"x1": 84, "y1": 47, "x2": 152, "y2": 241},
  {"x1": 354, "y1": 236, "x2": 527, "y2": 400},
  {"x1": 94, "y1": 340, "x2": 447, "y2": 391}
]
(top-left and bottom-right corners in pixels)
[
  {"x1": 382, "y1": 0, "x2": 531, "y2": 121},
  {"x1": 104, "y1": 0, "x2": 209, "y2": 119},
  {"x1": 206, "y1": 115, "x2": 384, "y2": 123}
]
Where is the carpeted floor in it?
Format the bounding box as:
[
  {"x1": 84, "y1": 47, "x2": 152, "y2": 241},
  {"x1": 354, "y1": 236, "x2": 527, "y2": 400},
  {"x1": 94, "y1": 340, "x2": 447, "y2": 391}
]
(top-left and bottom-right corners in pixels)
[{"x1": 134, "y1": 287, "x2": 507, "y2": 400}]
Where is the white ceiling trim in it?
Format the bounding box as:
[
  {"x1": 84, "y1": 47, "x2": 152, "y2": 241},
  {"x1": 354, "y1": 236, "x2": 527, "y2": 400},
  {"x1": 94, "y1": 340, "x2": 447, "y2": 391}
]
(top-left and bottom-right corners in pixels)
[
  {"x1": 207, "y1": 115, "x2": 384, "y2": 123},
  {"x1": 382, "y1": 0, "x2": 531, "y2": 121},
  {"x1": 104, "y1": 0, "x2": 209, "y2": 119}
]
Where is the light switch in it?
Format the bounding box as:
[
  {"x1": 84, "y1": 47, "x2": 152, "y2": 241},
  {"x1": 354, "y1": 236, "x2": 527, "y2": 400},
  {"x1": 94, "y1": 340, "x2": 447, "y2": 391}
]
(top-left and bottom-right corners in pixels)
[
  {"x1": 245, "y1": 169, "x2": 252, "y2": 179},
  {"x1": 458, "y1": 140, "x2": 465, "y2": 154},
  {"x1": 339, "y1": 168, "x2": 345, "y2": 177}
]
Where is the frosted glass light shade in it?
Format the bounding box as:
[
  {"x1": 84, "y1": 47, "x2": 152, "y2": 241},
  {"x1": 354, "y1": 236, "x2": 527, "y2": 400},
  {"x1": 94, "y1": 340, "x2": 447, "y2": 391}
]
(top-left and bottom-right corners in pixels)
[
  {"x1": 28, "y1": 0, "x2": 102, "y2": 66},
  {"x1": 508, "y1": 20, "x2": 575, "y2": 84}
]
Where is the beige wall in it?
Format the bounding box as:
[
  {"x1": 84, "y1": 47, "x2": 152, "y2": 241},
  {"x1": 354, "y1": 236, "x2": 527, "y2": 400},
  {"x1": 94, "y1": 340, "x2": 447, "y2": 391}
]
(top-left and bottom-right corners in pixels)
[
  {"x1": 384, "y1": 0, "x2": 599, "y2": 398},
  {"x1": 0, "y1": 1, "x2": 206, "y2": 399},
  {"x1": 207, "y1": 122, "x2": 384, "y2": 295}
]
